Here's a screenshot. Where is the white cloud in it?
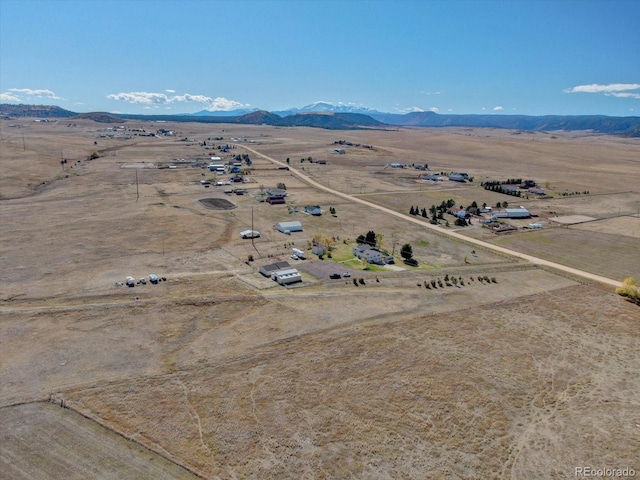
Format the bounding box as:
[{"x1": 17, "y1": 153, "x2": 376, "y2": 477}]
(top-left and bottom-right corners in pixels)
[
  {"x1": 609, "y1": 92, "x2": 640, "y2": 99},
  {"x1": 493, "y1": 106, "x2": 504, "y2": 111},
  {"x1": 428, "y1": 107, "x2": 439, "y2": 112},
  {"x1": 165, "y1": 89, "x2": 176, "y2": 93},
  {"x1": 107, "y1": 91, "x2": 250, "y2": 110},
  {"x1": 564, "y1": 83, "x2": 640, "y2": 99},
  {"x1": 8, "y1": 88, "x2": 63, "y2": 99},
  {"x1": 0, "y1": 92, "x2": 21, "y2": 102},
  {"x1": 397, "y1": 106, "x2": 425, "y2": 113},
  {"x1": 1, "y1": 88, "x2": 63, "y2": 102},
  {"x1": 107, "y1": 91, "x2": 171, "y2": 105},
  {"x1": 203, "y1": 97, "x2": 251, "y2": 111},
  {"x1": 172, "y1": 94, "x2": 214, "y2": 104}
]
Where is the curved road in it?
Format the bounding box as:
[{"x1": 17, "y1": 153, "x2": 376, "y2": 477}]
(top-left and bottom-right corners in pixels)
[{"x1": 241, "y1": 145, "x2": 622, "y2": 289}]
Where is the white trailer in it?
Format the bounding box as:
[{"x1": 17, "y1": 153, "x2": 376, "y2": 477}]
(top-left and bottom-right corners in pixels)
[{"x1": 292, "y1": 248, "x2": 307, "y2": 259}]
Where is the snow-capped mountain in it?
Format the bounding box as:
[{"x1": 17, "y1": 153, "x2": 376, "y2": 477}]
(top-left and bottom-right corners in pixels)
[
  {"x1": 190, "y1": 107, "x2": 259, "y2": 117},
  {"x1": 275, "y1": 101, "x2": 384, "y2": 116}
]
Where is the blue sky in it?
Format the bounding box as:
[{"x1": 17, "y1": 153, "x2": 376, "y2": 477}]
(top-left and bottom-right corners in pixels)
[{"x1": 1, "y1": 0, "x2": 638, "y2": 116}]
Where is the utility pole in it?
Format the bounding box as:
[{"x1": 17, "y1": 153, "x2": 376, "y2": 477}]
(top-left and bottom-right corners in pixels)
[{"x1": 136, "y1": 169, "x2": 139, "y2": 201}]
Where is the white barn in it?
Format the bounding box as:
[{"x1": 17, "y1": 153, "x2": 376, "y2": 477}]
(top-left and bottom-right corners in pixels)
[
  {"x1": 276, "y1": 221, "x2": 303, "y2": 234},
  {"x1": 272, "y1": 268, "x2": 302, "y2": 285}
]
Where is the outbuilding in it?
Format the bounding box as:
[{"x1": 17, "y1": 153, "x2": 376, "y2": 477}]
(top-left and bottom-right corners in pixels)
[
  {"x1": 272, "y1": 268, "x2": 302, "y2": 285},
  {"x1": 492, "y1": 208, "x2": 531, "y2": 219},
  {"x1": 276, "y1": 221, "x2": 303, "y2": 234}
]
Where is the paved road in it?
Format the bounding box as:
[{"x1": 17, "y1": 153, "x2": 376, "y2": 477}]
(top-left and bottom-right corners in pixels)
[{"x1": 241, "y1": 145, "x2": 622, "y2": 289}]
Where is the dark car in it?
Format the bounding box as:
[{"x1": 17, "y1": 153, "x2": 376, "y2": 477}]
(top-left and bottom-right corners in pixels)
[{"x1": 329, "y1": 273, "x2": 341, "y2": 279}]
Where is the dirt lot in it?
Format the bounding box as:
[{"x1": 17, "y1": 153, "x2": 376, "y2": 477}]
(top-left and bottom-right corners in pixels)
[{"x1": 1, "y1": 119, "x2": 639, "y2": 479}]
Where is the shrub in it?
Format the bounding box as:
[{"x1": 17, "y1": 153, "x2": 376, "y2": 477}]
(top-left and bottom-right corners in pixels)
[{"x1": 616, "y1": 277, "x2": 640, "y2": 300}]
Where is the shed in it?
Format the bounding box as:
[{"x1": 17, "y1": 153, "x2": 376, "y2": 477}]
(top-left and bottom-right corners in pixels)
[
  {"x1": 266, "y1": 197, "x2": 286, "y2": 204},
  {"x1": 273, "y1": 269, "x2": 302, "y2": 285},
  {"x1": 448, "y1": 173, "x2": 466, "y2": 182},
  {"x1": 276, "y1": 221, "x2": 303, "y2": 233}
]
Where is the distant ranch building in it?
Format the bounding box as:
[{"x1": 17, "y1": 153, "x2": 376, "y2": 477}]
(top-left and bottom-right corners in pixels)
[
  {"x1": 259, "y1": 261, "x2": 291, "y2": 277},
  {"x1": 272, "y1": 268, "x2": 302, "y2": 285},
  {"x1": 492, "y1": 208, "x2": 531, "y2": 219},
  {"x1": 448, "y1": 173, "x2": 467, "y2": 182},
  {"x1": 353, "y1": 245, "x2": 389, "y2": 265},
  {"x1": 304, "y1": 205, "x2": 322, "y2": 216},
  {"x1": 276, "y1": 221, "x2": 303, "y2": 234}
]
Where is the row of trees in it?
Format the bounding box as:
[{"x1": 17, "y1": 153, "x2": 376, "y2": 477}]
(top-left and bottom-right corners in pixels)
[
  {"x1": 481, "y1": 179, "x2": 526, "y2": 187},
  {"x1": 420, "y1": 275, "x2": 497, "y2": 289},
  {"x1": 484, "y1": 184, "x2": 524, "y2": 197}
]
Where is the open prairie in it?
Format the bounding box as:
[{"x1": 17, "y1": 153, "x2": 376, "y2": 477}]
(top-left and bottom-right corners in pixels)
[{"x1": 1, "y1": 118, "x2": 638, "y2": 479}]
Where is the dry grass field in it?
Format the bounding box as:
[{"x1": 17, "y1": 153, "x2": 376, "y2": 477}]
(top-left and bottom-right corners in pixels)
[{"x1": 1, "y1": 118, "x2": 638, "y2": 479}]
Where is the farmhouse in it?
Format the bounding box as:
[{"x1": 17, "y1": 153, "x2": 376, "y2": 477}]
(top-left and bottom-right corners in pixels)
[
  {"x1": 423, "y1": 173, "x2": 443, "y2": 181},
  {"x1": 353, "y1": 245, "x2": 385, "y2": 265},
  {"x1": 449, "y1": 207, "x2": 469, "y2": 219},
  {"x1": 492, "y1": 208, "x2": 531, "y2": 219},
  {"x1": 304, "y1": 205, "x2": 322, "y2": 216},
  {"x1": 265, "y1": 188, "x2": 287, "y2": 198},
  {"x1": 276, "y1": 221, "x2": 303, "y2": 234},
  {"x1": 259, "y1": 261, "x2": 291, "y2": 277}
]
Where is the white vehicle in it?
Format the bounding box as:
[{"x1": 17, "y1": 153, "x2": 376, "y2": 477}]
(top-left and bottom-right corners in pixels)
[
  {"x1": 149, "y1": 274, "x2": 159, "y2": 284},
  {"x1": 292, "y1": 248, "x2": 307, "y2": 260},
  {"x1": 125, "y1": 276, "x2": 135, "y2": 287},
  {"x1": 342, "y1": 272, "x2": 351, "y2": 278},
  {"x1": 290, "y1": 254, "x2": 299, "y2": 260}
]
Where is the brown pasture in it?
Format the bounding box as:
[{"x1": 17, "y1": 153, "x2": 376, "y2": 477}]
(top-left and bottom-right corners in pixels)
[{"x1": 1, "y1": 119, "x2": 639, "y2": 479}]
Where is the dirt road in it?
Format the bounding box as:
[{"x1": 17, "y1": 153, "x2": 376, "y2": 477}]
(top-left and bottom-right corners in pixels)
[{"x1": 240, "y1": 145, "x2": 623, "y2": 288}]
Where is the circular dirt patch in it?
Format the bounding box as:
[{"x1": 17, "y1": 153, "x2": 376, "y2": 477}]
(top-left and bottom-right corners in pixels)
[{"x1": 198, "y1": 198, "x2": 237, "y2": 210}]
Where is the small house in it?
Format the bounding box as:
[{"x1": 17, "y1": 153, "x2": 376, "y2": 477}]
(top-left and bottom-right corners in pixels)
[
  {"x1": 304, "y1": 205, "x2": 322, "y2": 216},
  {"x1": 266, "y1": 197, "x2": 286, "y2": 204},
  {"x1": 265, "y1": 188, "x2": 287, "y2": 198},
  {"x1": 448, "y1": 173, "x2": 466, "y2": 182},
  {"x1": 259, "y1": 261, "x2": 291, "y2": 277},
  {"x1": 353, "y1": 245, "x2": 384, "y2": 265}
]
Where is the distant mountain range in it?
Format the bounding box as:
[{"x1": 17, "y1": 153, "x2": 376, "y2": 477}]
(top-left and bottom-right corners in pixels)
[
  {"x1": 191, "y1": 101, "x2": 383, "y2": 117},
  {"x1": 2, "y1": 103, "x2": 639, "y2": 136}
]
